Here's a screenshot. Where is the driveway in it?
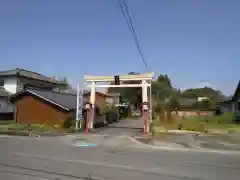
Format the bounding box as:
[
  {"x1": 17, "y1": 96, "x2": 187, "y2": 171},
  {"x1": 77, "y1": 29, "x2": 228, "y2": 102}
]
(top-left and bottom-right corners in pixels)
[{"x1": 93, "y1": 118, "x2": 144, "y2": 137}]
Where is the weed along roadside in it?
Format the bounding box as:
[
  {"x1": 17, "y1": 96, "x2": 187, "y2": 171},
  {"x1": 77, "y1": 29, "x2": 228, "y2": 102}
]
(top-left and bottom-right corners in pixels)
[
  {"x1": 152, "y1": 112, "x2": 240, "y2": 134},
  {"x1": 148, "y1": 112, "x2": 240, "y2": 151},
  {"x1": 0, "y1": 123, "x2": 69, "y2": 137}
]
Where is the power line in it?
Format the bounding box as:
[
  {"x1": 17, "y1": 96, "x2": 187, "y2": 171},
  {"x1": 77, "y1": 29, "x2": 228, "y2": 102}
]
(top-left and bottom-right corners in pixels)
[
  {"x1": 117, "y1": 0, "x2": 148, "y2": 68},
  {"x1": 122, "y1": 0, "x2": 147, "y2": 67},
  {"x1": 117, "y1": 0, "x2": 135, "y2": 41}
]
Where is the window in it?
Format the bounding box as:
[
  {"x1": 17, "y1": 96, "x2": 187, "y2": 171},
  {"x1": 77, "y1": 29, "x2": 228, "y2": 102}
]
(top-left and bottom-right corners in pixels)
[
  {"x1": 0, "y1": 100, "x2": 6, "y2": 109},
  {"x1": 0, "y1": 79, "x2": 4, "y2": 87},
  {"x1": 237, "y1": 102, "x2": 240, "y2": 111}
]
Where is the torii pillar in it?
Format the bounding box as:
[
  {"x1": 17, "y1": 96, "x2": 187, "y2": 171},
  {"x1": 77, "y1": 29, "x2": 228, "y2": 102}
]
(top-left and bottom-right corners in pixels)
[
  {"x1": 142, "y1": 80, "x2": 149, "y2": 134},
  {"x1": 89, "y1": 81, "x2": 95, "y2": 130}
]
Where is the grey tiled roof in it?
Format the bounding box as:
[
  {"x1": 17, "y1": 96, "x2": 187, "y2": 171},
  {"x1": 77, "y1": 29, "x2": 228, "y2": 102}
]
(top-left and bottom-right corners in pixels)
[
  {"x1": 0, "y1": 87, "x2": 11, "y2": 97},
  {"x1": 30, "y1": 89, "x2": 79, "y2": 110},
  {"x1": 10, "y1": 88, "x2": 90, "y2": 111},
  {"x1": 0, "y1": 68, "x2": 63, "y2": 84}
]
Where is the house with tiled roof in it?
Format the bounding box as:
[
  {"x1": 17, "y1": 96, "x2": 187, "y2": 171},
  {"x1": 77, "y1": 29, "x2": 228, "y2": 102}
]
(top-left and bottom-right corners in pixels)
[
  {"x1": 9, "y1": 88, "x2": 109, "y2": 126},
  {"x1": 0, "y1": 68, "x2": 66, "y2": 94},
  {"x1": 0, "y1": 68, "x2": 67, "y2": 119}
]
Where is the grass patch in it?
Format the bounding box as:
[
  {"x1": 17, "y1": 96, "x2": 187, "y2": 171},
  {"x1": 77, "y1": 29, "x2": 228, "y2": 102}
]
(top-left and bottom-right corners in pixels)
[
  {"x1": 0, "y1": 123, "x2": 69, "y2": 134},
  {"x1": 7, "y1": 124, "x2": 66, "y2": 132},
  {"x1": 0, "y1": 119, "x2": 75, "y2": 134},
  {"x1": 0, "y1": 120, "x2": 16, "y2": 125},
  {"x1": 152, "y1": 112, "x2": 240, "y2": 133},
  {"x1": 0, "y1": 120, "x2": 16, "y2": 132}
]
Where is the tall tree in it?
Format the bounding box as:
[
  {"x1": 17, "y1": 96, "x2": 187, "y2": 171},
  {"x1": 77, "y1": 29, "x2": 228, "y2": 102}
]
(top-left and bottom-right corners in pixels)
[
  {"x1": 151, "y1": 74, "x2": 182, "y2": 115},
  {"x1": 106, "y1": 72, "x2": 142, "y2": 106},
  {"x1": 57, "y1": 77, "x2": 69, "y2": 90},
  {"x1": 157, "y1": 74, "x2": 172, "y2": 89},
  {"x1": 152, "y1": 74, "x2": 176, "y2": 101}
]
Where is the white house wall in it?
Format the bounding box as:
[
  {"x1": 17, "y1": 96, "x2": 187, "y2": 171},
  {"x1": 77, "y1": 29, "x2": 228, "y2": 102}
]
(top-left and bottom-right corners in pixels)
[{"x1": 4, "y1": 78, "x2": 18, "y2": 94}]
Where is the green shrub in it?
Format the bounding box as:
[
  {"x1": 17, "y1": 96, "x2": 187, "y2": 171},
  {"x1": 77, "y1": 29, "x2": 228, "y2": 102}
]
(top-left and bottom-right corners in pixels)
[
  {"x1": 151, "y1": 112, "x2": 237, "y2": 132},
  {"x1": 182, "y1": 121, "x2": 206, "y2": 132},
  {"x1": 228, "y1": 129, "x2": 237, "y2": 134},
  {"x1": 99, "y1": 103, "x2": 109, "y2": 115},
  {"x1": 63, "y1": 118, "x2": 76, "y2": 129},
  {"x1": 149, "y1": 122, "x2": 155, "y2": 135},
  {"x1": 7, "y1": 123, "x2": 60, "y2": 132},
  {"x1": 154, "y1": 103, "x2": 163, "y2": 114},
  {"x1": 8, "y1": 124, "x2": 27, "y2": 131},
  {"x1": 68, "y1": 126, "x2": 77, "y2": 132},
  {"x1": 183, "y1": 115, "x2": 208, "y2": 122},
  {"x1": 152, "y1": 111, "x2": 157, "y2": 120},
  {"x1": 27, "y1": 124, "x2": 47, "y2": 131},
  {"x1": 105, "y1": 106, "x2": 117, "y2": 124},
  {"x1": 212, "y1": 112, "x2": 235, "y2": 124}
]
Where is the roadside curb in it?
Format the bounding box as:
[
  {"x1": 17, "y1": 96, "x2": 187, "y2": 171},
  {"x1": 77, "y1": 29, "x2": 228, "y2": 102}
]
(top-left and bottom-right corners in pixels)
[
  {"x1": 127, "y1": 136, "x2": 240, "y2": 155},
  {"x1": 0, "y1": 131, "x2": 30, "y2": 136},
  {"x1": 0, "y1": 131, "x2": 66, "y2": 137},
  {"x1": 154, "y1": 129, "x2": 240, "y2": 136}
]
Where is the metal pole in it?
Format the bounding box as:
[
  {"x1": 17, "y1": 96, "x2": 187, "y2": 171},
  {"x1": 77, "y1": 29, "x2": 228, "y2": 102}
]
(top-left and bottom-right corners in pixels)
[
  {"x1": 76, "y1": 84, "x2": 80, "y2": 130},
  {"x1": 79, "y1": 87, "x2": 83, "y2": 129}
]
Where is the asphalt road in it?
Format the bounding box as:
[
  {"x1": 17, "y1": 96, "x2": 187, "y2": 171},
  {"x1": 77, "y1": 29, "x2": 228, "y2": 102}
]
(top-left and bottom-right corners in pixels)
[{"x1": 0, "y1": 135, "x2": 240, "y2": 180}]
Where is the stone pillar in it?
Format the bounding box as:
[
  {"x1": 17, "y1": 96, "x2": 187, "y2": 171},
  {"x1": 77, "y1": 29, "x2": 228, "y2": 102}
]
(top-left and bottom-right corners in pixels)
[
  {"x1": 142, "y1": 80, "x2": 149, "y2": 133},
  {"x1": 89, "y1": 81, "x2": 95, "y2": 129}
]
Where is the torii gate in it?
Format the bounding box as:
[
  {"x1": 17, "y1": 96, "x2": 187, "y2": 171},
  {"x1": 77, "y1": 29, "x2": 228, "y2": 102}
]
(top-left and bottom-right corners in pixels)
[{"x1": 77, "y1": 72, "x2": 154, "y2": 135}]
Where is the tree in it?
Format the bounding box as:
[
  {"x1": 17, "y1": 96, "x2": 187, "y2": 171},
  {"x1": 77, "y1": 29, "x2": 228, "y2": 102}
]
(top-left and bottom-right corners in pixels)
[
  {"x1": 57, "y1": 77, "x2": 69, "y2": 90},
  {"x1": 107, "y1": 82, "x2": 120, "y2": 94},
  {"x1": 165, "y1": 98, "x2": 180, "y2": 112},
  {"x1": 157, "y1": 74, "x2": 172, "y2": 89},
  {"x1": 107, "y1": 72, "x2": 142, "y2": 107},
  {"x1": 152, "y1": 74, "x2": 177, "y2": 101},
  {"x1": 181, "y1": 87, "x2": 227, "y2": 111},
  {"x1": 181, "y1": 87, "x2": 226, "y2": 102},
  {"x1": 151, "y1": 74, "x2": 180, "y2": 115}
]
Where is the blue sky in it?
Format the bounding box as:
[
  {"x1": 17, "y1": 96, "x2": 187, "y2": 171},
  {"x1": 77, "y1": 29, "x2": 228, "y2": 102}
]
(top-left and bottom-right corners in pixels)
[{"x1": 0, "y1": 0, "x2": 239, "y2": 95}]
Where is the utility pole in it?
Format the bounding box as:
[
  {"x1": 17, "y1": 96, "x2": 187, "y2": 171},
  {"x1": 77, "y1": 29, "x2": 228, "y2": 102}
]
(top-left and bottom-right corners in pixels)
[{"x1": 76, "y1": 84, "x2": 83, "y2": 130}]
